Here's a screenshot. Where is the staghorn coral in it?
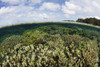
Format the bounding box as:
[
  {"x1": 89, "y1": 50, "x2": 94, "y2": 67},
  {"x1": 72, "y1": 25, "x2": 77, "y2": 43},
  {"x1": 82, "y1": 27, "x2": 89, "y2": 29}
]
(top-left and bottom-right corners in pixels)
[
  {"x1": 0, "y1": 25, "x2": 99, "y2": 67},
  {"x1": 22, "y1": 30, "x2": 49, "y2": 45},
  {"x1": 1, "y1": 34, "x2": 99, "y2": 67},
  {"x1": 0, "y1": 35, "x2": 22, "y2": 52},
  {"x1": 0, "y1": 35, "x2": 22, "y2": 65}
]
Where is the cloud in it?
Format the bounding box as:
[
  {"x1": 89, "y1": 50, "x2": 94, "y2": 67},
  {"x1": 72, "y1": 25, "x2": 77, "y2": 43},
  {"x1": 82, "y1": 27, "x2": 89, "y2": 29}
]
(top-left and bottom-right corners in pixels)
[
  {"x1": 1, "y1": 0, "x2": 42, "y2": 5},
  {"x1": 62, "y1": 0, "x2": 100, "y2": 19},
  {"x1": 0, "y1": 5, "x2": 34, "y2": 26},
  {"x1": 39, "y1": 2, "x2": 60, "y2": 11},
  {"x1": 0, "y1": 7, "x2": 15, "y2": 15},
  {"x1": 62, "y1": 5, "x2": 75, "y2": 15},
  {"x1": 0, "y1": 5, "x2": 61, "y2": 26},
  {"x1": 1, "y1": 0, "x2": 100, "y2": 27},
  {"x1": 0, "y1": 5, "x2": 34, "y2": 16}
]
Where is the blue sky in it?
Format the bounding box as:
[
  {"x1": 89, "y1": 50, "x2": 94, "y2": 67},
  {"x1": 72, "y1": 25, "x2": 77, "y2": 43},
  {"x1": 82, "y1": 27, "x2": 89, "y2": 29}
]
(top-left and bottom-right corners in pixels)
[{"x1": 0, "y1": 0, "x2": 100, "y2": 27}]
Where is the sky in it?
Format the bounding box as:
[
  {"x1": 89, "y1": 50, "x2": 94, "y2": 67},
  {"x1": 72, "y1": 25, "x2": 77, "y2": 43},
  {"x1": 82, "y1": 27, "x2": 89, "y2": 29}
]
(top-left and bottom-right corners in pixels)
[{"x1": 0, "y1": 0, "x2": 100, "y2": 27}]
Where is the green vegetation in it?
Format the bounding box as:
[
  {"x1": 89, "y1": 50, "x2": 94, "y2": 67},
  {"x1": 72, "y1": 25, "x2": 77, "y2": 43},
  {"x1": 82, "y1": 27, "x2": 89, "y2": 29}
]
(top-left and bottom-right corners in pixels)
[
  {"x1": 0, "y1": 24, "x2": 100, "y2": 67},
  {"x1": 76, "y1": 18, "x2": 100, "y2": 26}
]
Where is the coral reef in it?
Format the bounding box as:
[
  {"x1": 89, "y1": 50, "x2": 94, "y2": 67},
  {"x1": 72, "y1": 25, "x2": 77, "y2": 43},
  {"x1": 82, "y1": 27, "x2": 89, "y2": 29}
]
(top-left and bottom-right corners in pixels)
[
  {"x1": 0, "y1": 35, "x2": 22, "y2": 52},
  {"x1": 0, "y1": 25, "x2": 99, "y2": 67},
  {"x1": 22, "y1": 30, "x2": 49, "y2": 45},
  {"x1": 1, "y1": 35, "x2": 98, "y2": 67}
]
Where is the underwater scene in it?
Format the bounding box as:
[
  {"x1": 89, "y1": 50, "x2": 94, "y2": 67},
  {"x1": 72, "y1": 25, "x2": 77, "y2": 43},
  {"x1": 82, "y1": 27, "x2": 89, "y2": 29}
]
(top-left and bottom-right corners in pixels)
[{"x1": 0, "y1": 23, "x2": 100, "y2": 67}]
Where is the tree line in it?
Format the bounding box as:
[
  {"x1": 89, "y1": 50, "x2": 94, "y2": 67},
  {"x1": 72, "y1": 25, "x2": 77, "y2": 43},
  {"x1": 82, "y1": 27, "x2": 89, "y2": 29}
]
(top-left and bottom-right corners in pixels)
[{"x1": 76, "y1": 18, "x2": 100, "y2": 26}]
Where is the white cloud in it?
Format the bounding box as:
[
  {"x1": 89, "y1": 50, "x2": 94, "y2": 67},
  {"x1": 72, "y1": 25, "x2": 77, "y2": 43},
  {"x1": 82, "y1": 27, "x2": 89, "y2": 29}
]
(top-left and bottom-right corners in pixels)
[
  {"x1": 65, "y1": 2, "x2": 81, "y2": 11},
  {"x1": 62, "y1": 0, "x2": 100, "y2": 19},
  {"x1": 1, "y1": 0, "x2": 42, "y2": 5},
  {"x1": 39, "y1": 2, "x2": 60, "y2": 11},
  {"x1": 0, "y1": 5, "x2": 61, "y2": 27},
  {"x1": 0, "y1": 7, "x2": 15, "y2": 15},
  {"x1": 95, "y1": 16, "x2": 100, "y2": 19},
  {"x1": 0, "y1": 5, "x2": 34, "y2": 16},
  {"x1": 62, "y1": 5, "x2": 75, "y2": 15}
]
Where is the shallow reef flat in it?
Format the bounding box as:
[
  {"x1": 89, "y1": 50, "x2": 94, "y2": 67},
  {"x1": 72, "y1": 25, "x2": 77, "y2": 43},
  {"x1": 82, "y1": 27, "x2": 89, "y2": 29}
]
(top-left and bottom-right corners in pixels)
[{"x1": 0, "y1": 23, "x2": 100, "y2": 67}]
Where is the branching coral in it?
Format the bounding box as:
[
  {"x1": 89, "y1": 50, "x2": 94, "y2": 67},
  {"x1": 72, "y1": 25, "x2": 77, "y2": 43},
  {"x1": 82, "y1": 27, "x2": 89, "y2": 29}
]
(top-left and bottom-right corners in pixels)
[
  {"x1": 22, "y1": 30, "x2": 49, "y2": 45},
  {"x1": 0, "y1": 25, "x2": 99, "y2": 67},
  {"x1": 0, "y1": 35, "x2": 22, "y2": 52},
  {"x1": 1, "y1": 34, "x2": 99, "y2": 67}
]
